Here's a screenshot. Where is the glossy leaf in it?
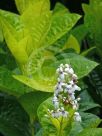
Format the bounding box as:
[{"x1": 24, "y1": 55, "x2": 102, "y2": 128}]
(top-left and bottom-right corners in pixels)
[
  {"x1": 83, "y1": 0, "x2": 102, "y2": 57},
  {"x1": 0, "y1": 9, "x2": 25, "y2": 40},
  {"x1": 77, "y1": 128, "x2": 102, "y2": 136},
  {"x1": 21, "y1": 0, "x2": 51, "y2": 50},
  {"x1": 69, "y1": 122, "x2": 83, "y2": 136},
  {"x1": 80, "y1": 112, "x2": 101, "y2": 128},
  {"x1": 0, "y1": 14, "x2": 29, "y2": 65},
  {"x1": 15, "y1": 0, "x2": 41, "y2": 14},
  {"x1": 19, "y1": 91, "x2": 51, "y2": 120},
  {"x1": 62, "y1": 35, "x2": 80, "y2": 53},
  {"x1": 37, "y1": 97, "x2": 74, "y2": 136},
  {"x1": 71, "y1": 24, "x2": 88, "y2": 45},
  {"x1": 45, "y1": 11, "x2": 81, "y2": 46},
  {"x1": 0, "y1": 93, "x2": 31, "y2": 136},
  {"x1": 53, "y1": 2, "x2": 69, "y2": 13},
  {"x1": 79, "y1": 102, "x2": 100, "y2": 112},
  {"x1": 0, "y1": 67, "x2": 32, "y2": 97},
  {"x1": 14, "y1": 53, "x2": 98, "y2": 92},
  {"x1": 56, "y1": 53, "x2": 98, "y2": 78}
]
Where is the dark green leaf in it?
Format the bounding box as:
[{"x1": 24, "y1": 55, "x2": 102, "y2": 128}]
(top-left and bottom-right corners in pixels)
[
  {"x1": 0, "y1": 67, "x2": 32, "y2": 97},
  {"x1": 0, "y1": 93, "x2": 31, "y2": 136}
]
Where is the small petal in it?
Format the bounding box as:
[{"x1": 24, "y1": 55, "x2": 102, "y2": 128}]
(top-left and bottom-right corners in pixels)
[
  {"x1": 65, "y1": 64, "x2": 70, "y2": 68},
  {"x1": 68, "y1": 68, "x2": 74, "y2": 75},
  {"x1": 74, "y1": 85, "x2": 81, "y2": 91},
  {"x1": 74, "y1": 112, "x2": 81, "y2": 122}
]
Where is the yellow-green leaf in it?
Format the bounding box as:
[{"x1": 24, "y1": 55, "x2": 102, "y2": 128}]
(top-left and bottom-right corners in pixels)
[
  {"x1": 45, "y1": 11, "x2": 81, "y2": 46},
  {"x1": 21, "y1": 0, "x2": 51, "y2": 51},
  {"x1": 63, "y1": 35, "x2": 80, "y2": 53},
  {"x1": 0, "y1": 16, "x2": 28, "y2": 65}
]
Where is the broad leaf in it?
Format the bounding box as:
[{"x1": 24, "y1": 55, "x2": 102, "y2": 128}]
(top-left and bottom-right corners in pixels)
[
  {"x1": 15, "y1": 0, "x2": 41, "y2": 14},
  {"x1": 0, "y1": 93, "x2": 31, "y2": 136},
  {"x1": 0, "y1": 67, "x2": 32, "y2": 97},
  {"x1": 53, "y1": 2, "x2": 69, "y2": 13},
  {"x1": 0, "y1": 14, "x2": 29, "y2": 65},
  {"x1": 80, "y1": 112, "x2": 101, "y2": 128},
  {"x1": 37, "y1": 97, "x2": 57, "y2": 135},
  {"x1": 69, "y1": 113, "x2": 101, "y2": 136},
  {"x1": 14, "y1": 53, "x2": 98, "y2": 92},
  {"x1": 45, "y1": 11, "x2": 81, "y2": 46},
  {"x1": 37, "y1": 97, "x2": 101, "y2": 136},
  {"x1": 37, "y1": 97, "x2": 73, "y2": 136},
  {"x1": 18, "y1": 91, "x2": 51, "y2": 120},
  {"x1": 83, "y1": 0, "x2": 102, "y2": 57},
  {"x1": 62, "y1": 35, "x2": 80, "y2": 53},
  {"x1": 21, "y1": 0, "x2": 51, "y2": 50},
  {"x1": 77, "y1": 128, "x2": 102, "y2": 136},
  {"x1": 0, "y1": 9, "x2": 25, "y2": 40},
  {"x1": 56, "y1": 53, "x2": 98, "y2": 78},
  {"x1": 71, "y1": 24, "x2": 88, "y2": 45},
  {"x1": 79, "y1": 102, "x2": 100, "y2": 112},
  {"x1": 69, "y1": 122, "x2": 83, "y2": 136}
]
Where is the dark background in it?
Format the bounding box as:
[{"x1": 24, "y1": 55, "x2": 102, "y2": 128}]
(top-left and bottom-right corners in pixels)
[{"x1": 0, "y1": 0, "x2": 89, "y2": 14}]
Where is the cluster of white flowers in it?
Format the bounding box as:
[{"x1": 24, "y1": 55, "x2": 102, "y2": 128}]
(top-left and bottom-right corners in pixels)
[{"x1": 48, "y1": 64, "x2": 81, "y2": 122}]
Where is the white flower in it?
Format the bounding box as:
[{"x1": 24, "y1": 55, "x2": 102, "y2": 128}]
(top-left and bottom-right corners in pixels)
[
  {"x1": 70, "y1": 85, "x2": 81, "y2": 93},
  {"x1": 65, "y1": 84, "x2": 72, "y2": 89},
  {"x1": 65, "y1": 67, "x2": 70, "y2": 73},
  {"x1": 60, "y1": 107, "x2": 64, "y2": 111},
  {"x1": 69, "y1": 93, "x2": 75, "y2": 100},
  {"x1": 60, "y1": 64, "x2": 64, "y2": 68},
  {"x1": 47, "y1": 63, "x2": 81, "y2": 121},
  {"x1": 77, "y1": 97, "x2": 81, "y2": 101},
  {"x1": 62, "y1": 111, "x2": 68, "y2": 118},
  {"x1": 52, "y1": 96, "x2": 59, "y2": 109},
  {"x1": 56, "y1": 66, "x2": 63, "y2": 74},
  {"x1": 72, "y1": 74, "x2": 78, "y2": 79},
  {"x1": 65, "y1": 84, "x2": 72, "y2": 93},
  {"x1": 60, "y1": 107, "x2": 69, "y2": 118},
  {"x1": 55, "y1": 82, "x2": 64, "y2": 92},
  {"x1": 69, "y1": 80, "x2": 74, "y2": 85},
  {"x1": 52, "y1": 112, "x2": 59, "y2": 118},
  {"x1": 74, "y1": 112, "x2": 81, "y2": 122},
  {"x1": 59, "y1": 72, "x2": 65, "y2": 81},
  {"x1": 65, "y1": 64, "x2": 70, "y2": 68},
  {"x1": 51, "y1": 109, "x2": 62, "y2": 118},
  {"x1": 73, "y1": 85, "x2": 81, "y2": 91},
  {"x1": 73, "y1": 105, "x2": 78, "y2": 110},
  {"x1": 64, "y1": 67, "x2": 74, "y2": 75},
  {"x1": 72, "y1": 100, "x2": 79, "y2": 110},
  {"x1": 68, "y1": 68, "x2": 74, "y2": 75}
]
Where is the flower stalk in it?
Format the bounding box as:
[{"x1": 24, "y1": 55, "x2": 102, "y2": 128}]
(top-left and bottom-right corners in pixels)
[{"x1": 47, "y1": 64, "x2": 82, "y2": 135}]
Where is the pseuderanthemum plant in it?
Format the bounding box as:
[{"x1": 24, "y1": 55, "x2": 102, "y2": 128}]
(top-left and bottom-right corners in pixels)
[
  {"x1": 0, "y1": 0, "x2": 97, "y2": 92},
  {"x1": 0, "y1": 0, "x2": 102, "y2": 136},
  {"x1": 37, "y1": 64, "x2": 102, "y2": 136},
  {"x1": 48, "y1": 64, "x2": 81, "y2": 120}
]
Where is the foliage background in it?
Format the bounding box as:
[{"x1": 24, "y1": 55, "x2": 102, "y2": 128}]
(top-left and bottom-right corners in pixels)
[{"x1": 0, "y1": 0, "x2": 102, "y2": 136}]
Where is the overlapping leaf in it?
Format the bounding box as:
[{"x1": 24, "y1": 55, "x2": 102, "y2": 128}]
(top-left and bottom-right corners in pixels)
[
  {"x1": 14, "y1": 53, "x2": 98, "y2": 92},
  {"x1": 21, "y1": 0, "x2": 51, "y2": 50},
  {"x1": 0, "y1": 93, "x2": 31, "y2": 136},
  {"x1": 77, "y1": 128, "x2": 102, "y2": 136},
  {"x1": 83, "y1": 0, "x2": 102, "y2": 57},
  {"x1": 37, "y1": 97, "x2": 101, "y2": 136},
  {"x1": 0, "y1": 67, "x2": 32, "y2": 97},
  {"x1": 45, "y1": 11, "x2": 81, "y2": 46}
]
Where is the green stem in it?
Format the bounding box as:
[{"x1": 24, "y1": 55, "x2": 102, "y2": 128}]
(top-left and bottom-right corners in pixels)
[{"x1": 57, "y1": 117, "x2": 63, "y2": 136}]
